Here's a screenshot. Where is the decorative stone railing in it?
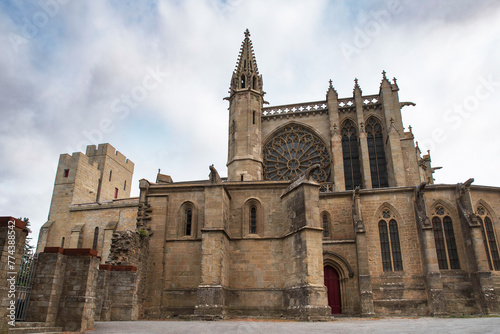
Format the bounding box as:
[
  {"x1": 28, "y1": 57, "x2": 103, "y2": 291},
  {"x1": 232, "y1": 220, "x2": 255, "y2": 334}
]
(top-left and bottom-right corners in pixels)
[
  {"x1": 262, "y1": 95, "x2": 381, "y2": 118},
  {"x1": 361, "y1": 94, "x2": 381, "y2": 109},
  {"x1": 262, "y1": 101, "x2": 328, "y2": 117}
]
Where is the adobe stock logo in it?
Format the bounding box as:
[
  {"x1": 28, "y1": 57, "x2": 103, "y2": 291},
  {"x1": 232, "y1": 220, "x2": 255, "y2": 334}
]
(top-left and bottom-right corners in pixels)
[
  {"x1": 340, "y1": 0, "x2": 406, "y2": 63},
  {"x1": 8, "y1": 0, "x2": 71, "y2": 53},
  {"x1": 68, "y1": 65, "x2": 168, "y2": 154},
  {"x1": 418, "y1": 75, "x2": 499, "y2": 152}
]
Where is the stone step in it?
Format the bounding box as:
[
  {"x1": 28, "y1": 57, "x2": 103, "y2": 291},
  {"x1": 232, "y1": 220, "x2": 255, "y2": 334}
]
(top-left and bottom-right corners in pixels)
[{"x1": 9, "y1": 323, "x2": 63, "y2": 334}]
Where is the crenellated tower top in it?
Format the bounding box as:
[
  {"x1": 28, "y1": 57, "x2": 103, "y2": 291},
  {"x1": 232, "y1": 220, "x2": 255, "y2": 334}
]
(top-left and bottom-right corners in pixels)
[{"x1": 229, "y1": 29, "x2": 263, "y2": 96}]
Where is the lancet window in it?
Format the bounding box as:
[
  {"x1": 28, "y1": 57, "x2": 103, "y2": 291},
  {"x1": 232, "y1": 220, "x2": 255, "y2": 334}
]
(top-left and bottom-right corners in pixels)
[
  {"x1": 432, "y1": 206, "x2": 460, "y2": 269},
  {"x1": 341, "y1": 120, "x2": 361, "y2": 190},
  {"x1": 378, "y1": 209, "x2": 403, "y2": 271},
  {"x1": 477, "y1": 205, "x2": 500, "y2": 270},
  {"x1": 366, "y1": 117, "x2": 388, "y2": 188}
]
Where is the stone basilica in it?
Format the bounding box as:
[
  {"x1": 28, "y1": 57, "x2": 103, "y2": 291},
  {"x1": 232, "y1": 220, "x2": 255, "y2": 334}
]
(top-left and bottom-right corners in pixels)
[{"x1": 33, "y1": 30, "x2": 500, "y2": 324}]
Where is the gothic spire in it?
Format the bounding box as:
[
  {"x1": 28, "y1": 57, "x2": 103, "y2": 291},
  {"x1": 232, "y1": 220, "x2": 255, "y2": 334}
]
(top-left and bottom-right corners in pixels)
[
  {"x1": 229, "y1": 29, "x2": 263, "y2": 95},
  {"x1": 353, "y1": 77, "x2": 362, "y2": 95}
]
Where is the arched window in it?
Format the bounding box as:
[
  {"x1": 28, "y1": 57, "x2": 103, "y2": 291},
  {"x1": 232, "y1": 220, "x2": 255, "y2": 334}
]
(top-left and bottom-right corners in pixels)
[
  {"x1": 179, "y1": 202, "x2": 197, "y2": 238},
  {"x1": 477, "y1": 205, "x2": 500, "y2": 270},
  {"x1": 432, "y1": 206, "x2": 460, "y2": 269},
  {"x1": 378, "y1": 209, "x2": 403, "y2": 271},
  {"x1": 253, "y1": 110, "x2": 256, "y2": 125},
  {"x1": 245, "y1": 199, "x2": 262, "y2": 236},
  {"x1": 252, "y1": 76, "x2": 257, "y2": 90},
  {"x1": 322, "y1": 212, "x2": 330, "y2": 238},
  {"x1": 185, "y1": 209, "x2": 192, "y2": 236},
  {"x1": 250, "y1": 206, "x2": 257, "y2": 234},
  {"x1": 241, "y1": 75, "x2": 246, "y2": 88},
  {"x1": 92, "y1": 227, "x2": 99, "y2": 250},
  {"x1": 365, "y1": 117, "x2": 388, "y2": 188},
  {"x1": 341, "y1": 120, "x2": 361, "y2": 190}
]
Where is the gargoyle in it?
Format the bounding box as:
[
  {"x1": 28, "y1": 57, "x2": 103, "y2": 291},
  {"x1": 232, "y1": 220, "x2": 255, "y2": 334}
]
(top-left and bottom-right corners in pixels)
[{"x1": 209, "y1": 164, "x2": 222, "y2": 184}]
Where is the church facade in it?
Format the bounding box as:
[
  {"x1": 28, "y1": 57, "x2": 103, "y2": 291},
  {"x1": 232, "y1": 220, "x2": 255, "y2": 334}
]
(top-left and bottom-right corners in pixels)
[{"x1": 37, "y1": 30, "x2": 500, "y2": 319}]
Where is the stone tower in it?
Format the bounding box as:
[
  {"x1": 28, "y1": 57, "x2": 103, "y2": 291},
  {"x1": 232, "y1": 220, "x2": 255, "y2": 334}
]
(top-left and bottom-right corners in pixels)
[
  {"x1": 37, "y1": 143, "x2": 134, "y2": 252},
  {"x1": 226, "y1": 29, "x2": 265, "y2": 181}
]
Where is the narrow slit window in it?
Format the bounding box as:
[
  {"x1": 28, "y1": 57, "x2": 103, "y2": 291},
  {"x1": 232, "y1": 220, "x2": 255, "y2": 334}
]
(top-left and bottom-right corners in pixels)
[
  {"x1": 389, "y1": 219, "x2": 403, "y2": 271},
  {"x1": 379, "y1": 221, "x2": 392, "y2": 271},
  {"x1": 250, "y1": 207, "x2": 257, "y2": 234},
  {"x1": 432, "y1": 217, "x2": 448, "y2": 269},
  {"x1": 322, "y1": 213, "x2": 329, "y2": 238},
  {"x1": 185, "y1": 209, "x2": 192, "y2": 236},
  {"x1": 114, "y1": 188, "x2": 118, "y2": 199},
  {"x1": 109, "y1": 170, "x2": 112, "y2": 181},
  {"x1": 443, "y1": 216, "x2": 460, "y2": 269},
  {"x1": 123, "y1": 180, "x2": 126, "y2": 190},
  {"x1": 92, "y1": 227, "x2": 99, "y2": 250},
  {"x1": 64, "y1": 169, "x2": 69, "y2": 178}
]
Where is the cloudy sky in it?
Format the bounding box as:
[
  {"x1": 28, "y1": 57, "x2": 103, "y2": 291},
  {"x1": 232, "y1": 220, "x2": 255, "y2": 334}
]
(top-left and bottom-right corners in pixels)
[{"x1": 1, "y1": 0, "x2": 499, "y2": 246}]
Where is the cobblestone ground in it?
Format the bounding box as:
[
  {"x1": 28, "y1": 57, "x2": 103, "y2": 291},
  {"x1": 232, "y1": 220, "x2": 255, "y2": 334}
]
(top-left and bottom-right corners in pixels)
[{"x1": 87, "y1": 317, "x2": 500, "y2": 334}]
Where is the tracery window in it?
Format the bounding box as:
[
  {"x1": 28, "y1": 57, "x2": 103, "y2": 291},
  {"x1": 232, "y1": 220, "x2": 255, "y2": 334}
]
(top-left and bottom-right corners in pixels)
[
  {"x1": 378, "y1": 209, "x2": 403, "y2": 271},
  {"x1": 366, "y1": 117, "x2": 388, "y2": 188},
  {"x1": 432, "y1": 206, "x2": 460, "y2": 269},
  {"x1": 477, "y1": 205, "x2": 500, "y2": 270},
  {"x1": 263, "y1": 124, "x2": 331, "y2": 182},
  {"x1": 341, "y1": 120, "x2": 361, "y2": 190}
]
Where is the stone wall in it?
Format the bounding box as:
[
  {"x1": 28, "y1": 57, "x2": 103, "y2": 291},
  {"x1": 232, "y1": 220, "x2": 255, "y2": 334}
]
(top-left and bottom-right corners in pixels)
[{"x1": 28, "y1": 248, "x2": 99, "y2": 332}]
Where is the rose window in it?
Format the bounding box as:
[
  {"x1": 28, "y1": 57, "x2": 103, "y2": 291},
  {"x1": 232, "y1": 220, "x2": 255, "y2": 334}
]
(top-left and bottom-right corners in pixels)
[{"x1": 263, "y1": 124, "x2": 331, "y2": 182}]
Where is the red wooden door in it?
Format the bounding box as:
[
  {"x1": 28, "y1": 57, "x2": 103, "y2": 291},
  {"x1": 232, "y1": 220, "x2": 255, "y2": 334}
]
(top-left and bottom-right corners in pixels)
[{"x1": 324, "y1": 266, "x2": 341, "y2": 314}]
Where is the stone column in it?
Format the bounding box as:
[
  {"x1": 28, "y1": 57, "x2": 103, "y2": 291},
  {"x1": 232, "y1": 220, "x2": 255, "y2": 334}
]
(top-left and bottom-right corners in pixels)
[
  {"x1": 27, "y1": 249, "x2": 67, "y2": 324},
  {"x1": 352, "y1": 191, "x2": 375, "y2": 316},
  {"x1": 194, "y1": 184, "x2": 230, "y2": 318},
  {"x1": 353, "y1": 81, "x2": 372, "y2": 190},
  {"x1": 456, "y1": 179, "x2": 497, "y2": 314},
  {"x1": 28, "y1": 248, "x2": 99, "y2": 332},
  {"x1": 281, "y1": 170, "x2": 331, "y2": 319},
  {"x1": 327, "y1": 82, "x2": 345, "y2": 191},
  {"x1": 55, "y1": 249, "x2": 99, "y2": 332},
  {"x1": 379, "y1": 75, "x2": 406, "y2": 187},
  {"x1": 414, "y1": 183, "x2": 446, "y2": 316}
]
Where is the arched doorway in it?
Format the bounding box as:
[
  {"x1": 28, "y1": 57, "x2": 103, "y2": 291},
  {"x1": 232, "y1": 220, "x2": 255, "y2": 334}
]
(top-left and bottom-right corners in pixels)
[{"x1": 324, "y1": 265, "x2": 341, "y2": 314}]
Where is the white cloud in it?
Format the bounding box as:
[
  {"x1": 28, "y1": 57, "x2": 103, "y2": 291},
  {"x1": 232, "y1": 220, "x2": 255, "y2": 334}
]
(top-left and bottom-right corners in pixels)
[{"x1": 0, "y1": 0, "x2": 499, "y2": 246}]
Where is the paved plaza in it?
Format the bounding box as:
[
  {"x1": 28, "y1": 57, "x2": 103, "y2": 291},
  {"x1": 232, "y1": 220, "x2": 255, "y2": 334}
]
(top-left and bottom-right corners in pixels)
[{"x1": 87, "y1": 317, "x2": 500, "y2": 334}]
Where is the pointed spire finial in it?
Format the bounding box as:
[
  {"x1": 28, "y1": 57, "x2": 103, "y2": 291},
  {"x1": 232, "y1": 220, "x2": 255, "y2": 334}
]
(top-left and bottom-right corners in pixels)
[
  {"x1": 353, "y1": 77, "x2": 362, "y2": 95},
  {"x1": 393, "y1": 77, "x2": 397, "y2": 84},
  {"x1": 382, "y1": 70, "x2": 387, "y2": 79},
  {"x1": 329, "y1": 79, "x2": 333, "y2": 88},
  {"x1": 228, "y1": 29, "x2": 263, "y2": 95}
]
